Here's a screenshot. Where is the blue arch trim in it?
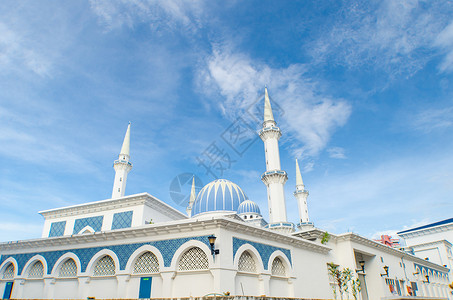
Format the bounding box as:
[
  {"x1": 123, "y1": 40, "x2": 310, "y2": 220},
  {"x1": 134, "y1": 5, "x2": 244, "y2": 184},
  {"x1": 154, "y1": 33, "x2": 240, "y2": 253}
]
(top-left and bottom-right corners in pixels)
[
  {"x1": 232, "y1": 237, "x2": 292, "y2": 270},
  {"x1": 414, "y1": 263, "x2": 448, "y2": 277},
  {"x1": 0, "y1": 235, "x2": 211, "y2": 275}
]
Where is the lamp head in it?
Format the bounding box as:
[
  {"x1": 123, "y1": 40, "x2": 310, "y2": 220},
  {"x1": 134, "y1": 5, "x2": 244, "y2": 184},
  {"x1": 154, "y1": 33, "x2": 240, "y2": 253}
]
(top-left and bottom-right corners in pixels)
[
  {"x1": 208, "y1": 235, "x2": 217, "y2": 246},
  {"x1": 359, "y1": 261, "x2": 365, "y2": 268}
]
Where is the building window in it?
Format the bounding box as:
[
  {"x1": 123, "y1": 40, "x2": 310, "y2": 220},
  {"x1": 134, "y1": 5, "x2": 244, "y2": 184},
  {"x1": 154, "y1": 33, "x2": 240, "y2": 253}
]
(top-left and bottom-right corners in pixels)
[
  {"x1": 59, "y1": 259, "x2": 77, "y2": 278},
  {"x1": 2, "y1": 263, "x2": 15, "y2": 279},
  {"x1": 49, "y1": 221, "x2": 66, "y2": 237},
  {"x1": 133, "y1": 252, "x2": 159, "y2": 274},
  {"x1": 73, "y1": 216, "x2": 103, "y2": 234},
  {"x1": 178, "y1": 247, "x2": 209, "y2": 271},
  {"x1": 28, "y1": 261, "x2": 44, "y2": 278},
  {"x1": 93, "y1": 256, "x2": 115, "y2": 276},
  {"x1": 271, "y1": 257, "x2": 286, "y2": 276},
  {"x1": 111, "y1": 211, "x2": 133, "y2": 230},
  {"x1": 238, "y1": 251, "x2": 257, "y2": 273}
]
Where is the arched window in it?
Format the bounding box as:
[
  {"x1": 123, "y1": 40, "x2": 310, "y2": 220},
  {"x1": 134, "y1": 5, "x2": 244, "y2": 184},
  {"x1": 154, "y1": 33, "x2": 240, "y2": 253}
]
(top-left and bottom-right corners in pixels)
[
  {"x1": 178, "y1": 247, "x2": 209, "y2": 271},
  {"x1": 59, "y1": 259, "x2": 77, "y2": 277},
  {"x1": 28, "y1": 261, "x2": 44, "y2": 278},
  {"x1": 2, "y1": 263, "x2": 15, "y2": 279},
  {"x1": 271, "y1": 257, "x2": 286, "y2": 276},
  {"x1": 93, "y1": 256, "x2": 115, "y2": 276},
  {"x1": 133, "y1": 252, "x2": 159, "y2": 274},
  {"x1": 238, "y1": 251, "x2": 257, "y2": 273}
]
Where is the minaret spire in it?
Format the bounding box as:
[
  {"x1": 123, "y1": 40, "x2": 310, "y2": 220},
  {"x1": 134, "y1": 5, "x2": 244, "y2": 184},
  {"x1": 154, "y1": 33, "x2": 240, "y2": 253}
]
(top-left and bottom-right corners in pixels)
[
  {"x1": 186, "y1": 176, "x2": 196, "y2": 217},
  {"x1": 259, "y1": 87, "x2": 294, "y2": 233},
  {"x1": 294, "y1": 159, "x2": 313, "y2": 231},
  {"x1": 112, "y1": 123, "x2": 133, "y2": 199},
  {"x1": 264, "y1": 87, "x2": 275, "y2": 123},
  {"x1": 295, "y1": 159, "x2": 304, "y2": 186},
  {"x1": 120, "y1": 122, "x2": 131, "y2": 156}
]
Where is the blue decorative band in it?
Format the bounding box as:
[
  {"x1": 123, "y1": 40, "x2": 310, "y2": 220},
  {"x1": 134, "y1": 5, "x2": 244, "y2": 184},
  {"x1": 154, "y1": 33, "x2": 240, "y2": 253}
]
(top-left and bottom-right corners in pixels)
[
  {"x1": 232, "y1": 237, "x2": 292, "y2": 270},
  {"x1": 0, "y1": 235, "x2": 211, "y2": 275}
]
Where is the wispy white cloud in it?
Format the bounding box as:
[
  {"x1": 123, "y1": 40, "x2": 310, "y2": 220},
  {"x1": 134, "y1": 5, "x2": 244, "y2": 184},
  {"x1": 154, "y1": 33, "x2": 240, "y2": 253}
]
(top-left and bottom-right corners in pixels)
[
  {"x1": 89, "y1": 0, "x2": 204, "y2": 33},
  {"x1": 327, "y1": 147, "x2": 347, "y2": 159},
  {"x1": 434, "y1": 21, "x2": 453, "y2": 72},
  {"x1": 309, "y1": 0, "x2": 453, "y2": 77},
  {"x1": 0, "y1": 22, "x2": 52, "y2": 77},
  {"x1": 410, "y1": 106, "x2": 453, "y2": 133},
  {"x1": 197, "y1": 47, "x2": 351, "y2": 157}
]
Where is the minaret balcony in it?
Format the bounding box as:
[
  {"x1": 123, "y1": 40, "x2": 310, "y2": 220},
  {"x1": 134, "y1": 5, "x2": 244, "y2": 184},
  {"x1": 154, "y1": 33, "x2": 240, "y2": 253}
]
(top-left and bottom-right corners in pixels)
[
  {"x1": 294, "y1": 189, "x2": 309, "y2": 196},
  {"x1": 113, "y1": 159, "x2": 133, "y2": 167},
  {"x1": 259, "y1": 126, "x2": 282, "y2": 141},
  {"x1": 261, "y1": 170, "x2": 288, "y2": 185}
]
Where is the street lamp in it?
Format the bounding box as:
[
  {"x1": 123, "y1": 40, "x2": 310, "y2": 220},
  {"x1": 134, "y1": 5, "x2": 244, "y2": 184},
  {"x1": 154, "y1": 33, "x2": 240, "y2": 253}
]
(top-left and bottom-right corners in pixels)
[
  {"x1": 380, "y1": 265, "x2": 389, "y2": 277},
  {"x1": 208, "y1": 235, "x2": 220, "y2": 256},
  {"x1": 356, "y1": 261, "x2": 365, "y2": 273}
]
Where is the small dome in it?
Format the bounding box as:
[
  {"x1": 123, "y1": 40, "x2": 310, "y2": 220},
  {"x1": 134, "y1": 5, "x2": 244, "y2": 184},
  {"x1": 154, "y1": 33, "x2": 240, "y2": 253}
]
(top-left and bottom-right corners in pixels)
[
  {"x1": 237, "y1": 200, "x2": 261, "y2": 215},
  {"x1": 192, "y1": 179, "x2": 247, "y2": 217}
]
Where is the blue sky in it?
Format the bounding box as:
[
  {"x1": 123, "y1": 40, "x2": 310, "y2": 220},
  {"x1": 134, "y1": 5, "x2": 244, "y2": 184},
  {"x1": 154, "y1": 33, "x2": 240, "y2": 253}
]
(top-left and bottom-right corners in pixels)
[{"x1": 1, "y1": 0, "x2": 453, "y2": 242}]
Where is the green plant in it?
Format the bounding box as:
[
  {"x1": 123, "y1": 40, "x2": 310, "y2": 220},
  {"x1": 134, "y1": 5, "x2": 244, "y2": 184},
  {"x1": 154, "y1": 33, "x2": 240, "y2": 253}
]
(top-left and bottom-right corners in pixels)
[
  {"x1": 321, "y1": 232, "x2": 330, "y2": 244},
  {"x1": 351, "y1": 278, "x2": 361, "y2": 300},
  {"x1": 327, "y1": 263, "x2": 358, "y2": 300}
]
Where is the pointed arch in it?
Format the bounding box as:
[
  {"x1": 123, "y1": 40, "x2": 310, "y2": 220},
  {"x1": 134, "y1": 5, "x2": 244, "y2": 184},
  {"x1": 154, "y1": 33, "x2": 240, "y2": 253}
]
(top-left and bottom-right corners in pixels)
[
  {"x1": 22, "y1": 255, "x2": 48, "y2": 277},
  {"x1": 78, "y1": 225, "x2": 95, "y2": 234},
  {"x1": 0, "y1": 258, "x2": 18, "y2": 279},
  {"x1": 51, "y1": 252, "x2": 81, "y2": 277},
  {"x1": 125, "y1": 245, "x2": 164, "y2": 275},
  {"x1": 170, "y1": 240, "x2": 212, "y2": 271},
  {"x1": 86, "y1": 249, "x2": 120, "y2": 276},
  {"x1": 234, "y1": 243, "x2": 264, "y2": 274},
  {"x1": 268, "y1": 250, "x2": 292, "y2": 277}
]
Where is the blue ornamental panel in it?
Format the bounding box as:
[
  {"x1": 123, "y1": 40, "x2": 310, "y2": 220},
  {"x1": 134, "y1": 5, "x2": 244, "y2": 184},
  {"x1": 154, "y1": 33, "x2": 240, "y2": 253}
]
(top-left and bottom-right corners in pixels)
[
  {"x1": 73, "y1": 216, "x2": 104, "y2": 234},
  {"x1": 49, "y1": 221, "x2": 66, "y2": 237},
  {"x1": 111, "y1": 211, "x2": 133, "y2": 230},
  {"x1": 232, "y1": 237, "x2": 292, "y2": 270},
  {"x1": 0, "y1": 235, "x2": 212, "y2": 275}
]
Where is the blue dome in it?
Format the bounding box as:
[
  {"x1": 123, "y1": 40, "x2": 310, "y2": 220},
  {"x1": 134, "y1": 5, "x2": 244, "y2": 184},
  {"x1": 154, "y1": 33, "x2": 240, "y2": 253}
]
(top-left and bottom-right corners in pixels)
[
  {"x1": 237, "y1": 200, "x2": 261, "y2": 215},
  {"x1": 192, "y1": 179, "x2": 248, "y2": 216}
]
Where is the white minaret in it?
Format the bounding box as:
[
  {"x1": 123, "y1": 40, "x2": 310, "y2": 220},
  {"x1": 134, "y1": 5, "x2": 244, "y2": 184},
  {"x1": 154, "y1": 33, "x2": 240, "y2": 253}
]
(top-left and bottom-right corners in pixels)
[
  {"x1": 294, "y1": 159, "x2": 313, "y2": 230},
  {"x1": 260, "y1": 87, "x2": 294, "y2": 233},
  {"x1": 112, "y1": 123, "x2": 133, "y2": 199},
  {"x1": 186, "y1": 177, "x2": 196, "y2": 217}
]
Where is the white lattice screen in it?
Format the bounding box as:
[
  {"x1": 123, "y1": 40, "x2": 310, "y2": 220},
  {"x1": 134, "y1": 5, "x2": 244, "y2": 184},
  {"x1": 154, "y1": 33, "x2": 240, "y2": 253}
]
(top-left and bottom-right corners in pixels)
[
  {"x1": 238, "y1": 251, "x2": 257, "y2": 273},
  {"x1": 178, "y1": 247, "x2": 209, "y2": 271},
  {"x1": 28, "y1": 261, "x2": 44, "y2": 278},
  {"x1": 2, "y1": 264, "x2": 14, "y2": 279},
  {"x1": 271, "y1": 257, "x2": 286, "y2": 276},
  {"x1": 133, "y1": 252, "x2": 159, "y2": 274},
  {"x1": 59, "y1": 259, "x2": 77, "y2": 277},
  {"x1": 93, "y1": 256, "x2": 116, "y2": 276}
]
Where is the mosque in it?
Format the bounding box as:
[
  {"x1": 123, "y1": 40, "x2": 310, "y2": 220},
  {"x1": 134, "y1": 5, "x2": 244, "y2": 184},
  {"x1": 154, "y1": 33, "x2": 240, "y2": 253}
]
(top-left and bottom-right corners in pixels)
[{"x1": 0, "y1": 89, "x2": 451, "y2": 299}]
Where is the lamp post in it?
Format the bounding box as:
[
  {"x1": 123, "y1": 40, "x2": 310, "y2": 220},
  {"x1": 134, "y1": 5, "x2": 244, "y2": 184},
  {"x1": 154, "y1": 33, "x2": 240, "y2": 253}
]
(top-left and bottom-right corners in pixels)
[
  {"x1": 208, "y1": 235, "x2": 220, "y2": 256},
  {"x1": 356, "y1": 261, "x2": 365, "y2": 273},
  {"x1": 380, "y1": 265, "x2": 389, "y2": 277},
  {"x1": 424, "y1": 275, "x2": 430, "y2": 283}
]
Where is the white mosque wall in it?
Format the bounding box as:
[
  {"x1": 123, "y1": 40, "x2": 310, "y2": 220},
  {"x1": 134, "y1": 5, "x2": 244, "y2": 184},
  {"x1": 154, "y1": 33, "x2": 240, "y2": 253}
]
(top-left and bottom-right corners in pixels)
[
  {"x1": 21, "y1": 280, "x2": 45, "y2": 299},
  {"x1": 53, "y1": 279, "x2": 78, "y2": 299},
  {"x1": 1, "y1": 218, "x2": 451, "y2": 299},
  {"x1": 142, "y1": 203, "x2": 182, "y2": 224}
]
